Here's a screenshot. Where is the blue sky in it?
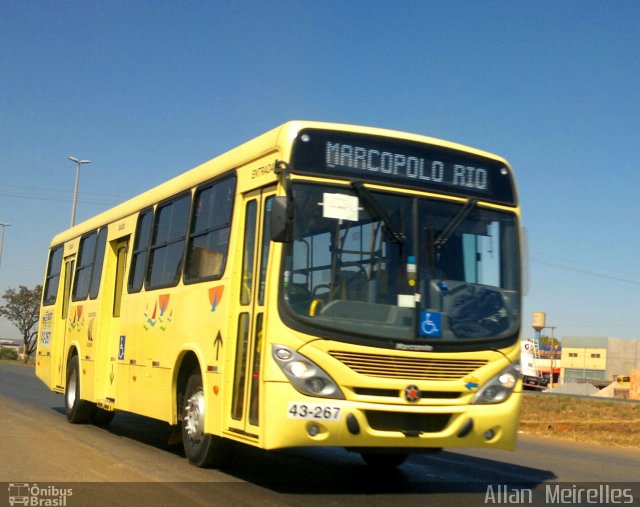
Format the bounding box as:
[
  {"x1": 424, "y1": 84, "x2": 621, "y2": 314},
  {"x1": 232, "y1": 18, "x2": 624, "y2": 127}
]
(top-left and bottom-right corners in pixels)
[{"x1": 1, "y1": 1, "x2": 639, "y2": 341}]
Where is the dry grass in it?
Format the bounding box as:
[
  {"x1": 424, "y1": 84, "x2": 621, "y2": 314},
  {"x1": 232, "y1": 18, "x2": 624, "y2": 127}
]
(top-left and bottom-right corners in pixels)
[{"x1": 520, "y1": 393, "x2": 640, "y2": 450}]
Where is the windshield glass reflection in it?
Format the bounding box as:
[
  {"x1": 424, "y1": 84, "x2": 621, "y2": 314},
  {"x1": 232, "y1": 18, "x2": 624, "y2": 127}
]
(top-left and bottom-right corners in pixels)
[{"x1": 281, "y1": 183, "x2": 520, "y2": 347}]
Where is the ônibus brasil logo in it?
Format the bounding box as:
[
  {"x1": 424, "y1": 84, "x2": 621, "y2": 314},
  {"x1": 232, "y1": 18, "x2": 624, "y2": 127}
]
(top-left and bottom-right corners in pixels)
[{"x1": 7, "y1": 483, "x2": 73, "y2": 506}]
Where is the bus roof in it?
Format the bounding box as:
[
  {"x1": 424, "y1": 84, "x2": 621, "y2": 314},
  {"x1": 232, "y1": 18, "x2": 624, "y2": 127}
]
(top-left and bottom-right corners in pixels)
[{"x1": 49, "y1": 120, "x2": 511, "y2": 247}]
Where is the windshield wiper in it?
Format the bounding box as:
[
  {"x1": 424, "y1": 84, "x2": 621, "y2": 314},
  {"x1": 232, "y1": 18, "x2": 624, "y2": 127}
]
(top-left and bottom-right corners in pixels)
[
  {"x1": 434, "y1": 198, "x2": 477, "y2": 248},
  {"x1": 351, "y1": 181, "x2": 406, "y2": 244}
]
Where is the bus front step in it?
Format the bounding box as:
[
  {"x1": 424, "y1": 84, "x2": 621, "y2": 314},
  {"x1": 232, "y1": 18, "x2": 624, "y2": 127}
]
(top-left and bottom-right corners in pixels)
[{"x1": 96, "y1": 399, "x2": 115, "y2": 411}]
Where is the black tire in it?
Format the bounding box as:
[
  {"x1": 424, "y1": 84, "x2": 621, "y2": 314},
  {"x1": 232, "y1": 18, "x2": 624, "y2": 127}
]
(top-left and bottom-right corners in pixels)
[
  {"x1": 360, "y1": 452, "x2": 409, "y2": 468},
  {"x1": 181, "y1": 371, "x2": 228, "y2": 468},
  {"x1": 65, "y1": 355, "x2": 96, "y2": 424}
]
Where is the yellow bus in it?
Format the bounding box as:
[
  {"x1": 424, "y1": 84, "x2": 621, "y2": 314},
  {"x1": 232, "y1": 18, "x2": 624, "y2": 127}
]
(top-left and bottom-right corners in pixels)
[{"x1": 36, "y1": 121, "x2": 523, "y2": 468}]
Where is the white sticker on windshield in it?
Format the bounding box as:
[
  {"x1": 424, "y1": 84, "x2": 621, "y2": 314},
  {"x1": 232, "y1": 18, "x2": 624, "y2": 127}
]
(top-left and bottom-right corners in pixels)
[
  {"x1": 397, "y1": 294, "x2": 415, "y2": 308},
  {"x1": 321, "y1": 193, "x2": 359, "y2": 221}
]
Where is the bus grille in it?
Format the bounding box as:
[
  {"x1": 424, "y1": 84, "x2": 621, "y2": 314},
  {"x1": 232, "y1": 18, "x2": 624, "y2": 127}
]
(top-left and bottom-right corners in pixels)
[
  {"x1": 364, "y1": 411, "x2": 451, "y2": 433},
  {"x1": 329, "y1": 351, "x2": 487, "y2": 380}
]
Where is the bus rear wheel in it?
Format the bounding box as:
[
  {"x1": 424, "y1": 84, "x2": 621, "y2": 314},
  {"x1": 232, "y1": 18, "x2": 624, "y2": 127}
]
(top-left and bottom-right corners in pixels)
[
  {"x1": 181, "y1": 371, "x2": 228, "y2": 468},
  {"x1": 65, "y1": 355, "x2": 95, "y2": 424},
  {"x1": 360, "y1": 452, "x2": 409, "y2": 468}
]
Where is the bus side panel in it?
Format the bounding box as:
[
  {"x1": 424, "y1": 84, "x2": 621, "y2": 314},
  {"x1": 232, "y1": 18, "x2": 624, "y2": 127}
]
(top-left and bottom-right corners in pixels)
[
  {"x1": 116, "y1": 290, "x2": 153, "y2": 416},
  {"x1": 67, "y1": 300, "x2": 100, "y2": 402},
  {"x1": 197, "y1": 280, "x2": 232, "y2": 437},
  {"x1": 115, "y1": 362, "x2": 131, "y2": 411},
  {"x1": 35, "y1": 309, "x2": 55, "y2": 388},
  {"x1": 36, "y1": 301, "x2": 69, "y2": 392},
  {"x1": 79, "y1": 354, "x2": 95, "y2": 402},
  {"x1": 203, "y1": 370, "x2": 224, "y2": 435},
  {"x1": 128, "y1": 363, "x2": 172, "y2": 421},
  {"x1": 35, "y1": 349, "x2": 53, "y2": 387},
  {"x1": 176, "y1": 278, "x2": 231, "y2": 431},
  {"x1": 115, "y1": 276, "x2": 231, "y2": 425},
  {"x1": 125, "y1": 287, "x2": 177, "y2": 422}
]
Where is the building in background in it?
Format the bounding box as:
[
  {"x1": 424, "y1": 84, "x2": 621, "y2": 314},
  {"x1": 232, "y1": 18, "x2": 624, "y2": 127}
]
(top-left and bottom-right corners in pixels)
[{"x1": 561, "y1": 336, "x2": 640, "y2": 386}]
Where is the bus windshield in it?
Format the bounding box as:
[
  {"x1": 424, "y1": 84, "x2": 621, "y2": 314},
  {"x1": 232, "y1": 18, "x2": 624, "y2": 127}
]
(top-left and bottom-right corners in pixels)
[{"x1": 280, "y1": 182, "x2": 521, "y2": 349}]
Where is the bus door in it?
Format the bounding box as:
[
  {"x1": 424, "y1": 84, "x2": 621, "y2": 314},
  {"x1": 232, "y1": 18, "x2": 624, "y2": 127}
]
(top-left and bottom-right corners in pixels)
[
  {"x1": 228, "y1": 187, "x2": 274, "y2": 439},
  {"x1": 53, "y1": 256, "x2": 75, "y2": 389},
  {"x1": 104, "y1": 238, "x2": 129, "y2": 405}
]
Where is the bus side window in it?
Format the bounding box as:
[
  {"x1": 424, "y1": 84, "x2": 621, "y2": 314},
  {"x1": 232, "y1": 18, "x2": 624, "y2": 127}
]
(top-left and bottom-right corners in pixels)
[
  {"x1": 43, "y1": 246, "x2": 63, "y2": 306},
  {"x1": 72, "y1": 228, "x2": 108, "y2": 301},
  {"x1": 73, "y1": 231, "x2": 97, "y2": 301},
  {"x1": 128, "y1": 209, "x2": 153, "y2": 293},
  {"x1": 89, "y1": 228, "x2": 108, "y2": 299},
  {"x1": 146, "y1": 194, "x2": 191, "y2": 289},
  {"x1": 185, "y1": 176, "x2": 235, "y2": 282}
]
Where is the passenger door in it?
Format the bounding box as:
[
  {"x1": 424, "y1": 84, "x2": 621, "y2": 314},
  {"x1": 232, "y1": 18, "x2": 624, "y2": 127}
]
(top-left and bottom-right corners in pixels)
[
  {"x1": 228, "y1": 187, "x2": 274, "y2": 439},
  {"x1": 104, "y1": 238, "x2": 129, "y2": 404},
  {"x1": 53, "y1": 256, "x2": 75, "y2": 389}
]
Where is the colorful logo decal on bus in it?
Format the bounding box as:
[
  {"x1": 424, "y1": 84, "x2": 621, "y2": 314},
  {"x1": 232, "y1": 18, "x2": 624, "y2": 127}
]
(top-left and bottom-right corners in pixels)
[
  {"x1": 208, "y1": 286, "x2": 224, "y2": 312},
  {"x1": 464, "y1": 376, "x2": 480, "y2": 391},
  {"x1": 68, "y1": 305, "x2": 84, "y2": 332},
  {"x1": 143, "y1": 294, "x2": 173, "y2": 331}
]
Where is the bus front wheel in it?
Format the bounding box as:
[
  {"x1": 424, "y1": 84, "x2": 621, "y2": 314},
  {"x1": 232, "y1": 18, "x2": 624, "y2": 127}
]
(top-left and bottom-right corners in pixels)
[
  {"x1": 65, "y1": 355, "x2": 95, "y2": 424},
  {"x1": 181, "y1": 371, "x2": 228, "y2": 468}
]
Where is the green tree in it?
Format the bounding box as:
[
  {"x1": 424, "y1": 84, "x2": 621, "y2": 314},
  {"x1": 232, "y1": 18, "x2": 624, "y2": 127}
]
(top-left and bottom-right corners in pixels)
[
  {"x1": 539, "y1": 335, "x2": 561, "y2": 349},
  {"x1": 0, "y1": 285, "x2": 42, "y2": 363},
  {"x1": 0, "y1": 347, "x2": 18, "y2": 360}
]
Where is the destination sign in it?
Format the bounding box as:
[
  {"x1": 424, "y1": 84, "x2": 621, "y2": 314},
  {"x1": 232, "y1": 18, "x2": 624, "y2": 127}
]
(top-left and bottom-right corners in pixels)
[{"x1": 290, "y1": 129, "x2": 516, "y2": 205}]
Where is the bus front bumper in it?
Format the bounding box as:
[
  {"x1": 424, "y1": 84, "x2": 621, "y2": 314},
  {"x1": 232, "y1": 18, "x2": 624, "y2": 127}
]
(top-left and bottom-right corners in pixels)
[{"x1": 262, "y1": 382, "x2": 521, "y2": 452}]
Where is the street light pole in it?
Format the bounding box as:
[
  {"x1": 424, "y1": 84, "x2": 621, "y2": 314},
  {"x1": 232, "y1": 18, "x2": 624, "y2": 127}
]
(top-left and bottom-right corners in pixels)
[
  {"x1": 0, "y1": 222, "x2": 11, "y2": 270},
  {"x1": 68, "y1": 156, "x2": 91, "y2": 227},
  {"x1": 548, "y1": 326, "x2": 557, "y2": 388}
]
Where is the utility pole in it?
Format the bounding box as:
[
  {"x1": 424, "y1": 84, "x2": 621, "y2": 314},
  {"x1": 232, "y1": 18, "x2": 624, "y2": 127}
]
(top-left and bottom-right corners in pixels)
[
  {"x1": 0, "y1": 222, "x2": 10, "y2": 270},
  {"x1": 548, "y1": 326, "x2": 557, "y2": 388},
  {"x1": 68, "y1": 156, "x2": 91, "y2": 226}
]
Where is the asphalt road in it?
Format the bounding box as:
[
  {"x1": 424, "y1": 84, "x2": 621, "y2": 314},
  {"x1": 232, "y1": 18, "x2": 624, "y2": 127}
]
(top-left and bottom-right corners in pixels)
[{"x1": 1, "y1": 362, "x2": 639, "y2": 507}]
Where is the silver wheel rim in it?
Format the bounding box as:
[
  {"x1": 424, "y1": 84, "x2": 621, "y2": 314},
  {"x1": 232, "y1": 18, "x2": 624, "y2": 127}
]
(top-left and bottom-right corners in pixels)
[
  {"x1": 67, "y1": 367, "x2": 77, "y2": 409},
  {"x1": 184, "y1": 388, "x2": 205, "y2": 445}
]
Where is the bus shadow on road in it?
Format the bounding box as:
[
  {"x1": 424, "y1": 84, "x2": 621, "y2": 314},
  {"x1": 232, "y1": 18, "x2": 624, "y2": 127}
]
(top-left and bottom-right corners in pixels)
[
  {"x1": 51, "y1": 406, "x2": 186, "y2": 456},
  {"x1": 218, "y1": 443, "x2": 557, "y2": 495},
  {"x1": 59, "y1": 408, "x2": 556, "y2": 495}
]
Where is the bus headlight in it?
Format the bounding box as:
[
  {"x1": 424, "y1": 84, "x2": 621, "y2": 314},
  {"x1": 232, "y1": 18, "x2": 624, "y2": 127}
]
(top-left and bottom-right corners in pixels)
[
  {"x1": 471, "y1": 363, "x2": 520, "y2": 404},
  {"x1": 272, "y1": 345, "x2": 345, "y2": 399}
]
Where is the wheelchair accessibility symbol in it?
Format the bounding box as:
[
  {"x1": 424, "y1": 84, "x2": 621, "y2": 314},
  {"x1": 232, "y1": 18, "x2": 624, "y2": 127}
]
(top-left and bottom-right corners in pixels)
[
  {"x1": 419, "y1": 311, "x2": 442, "y2": 337},
  {"x1": 118, "y1": 335, "x2": 126, "y2": 360}
]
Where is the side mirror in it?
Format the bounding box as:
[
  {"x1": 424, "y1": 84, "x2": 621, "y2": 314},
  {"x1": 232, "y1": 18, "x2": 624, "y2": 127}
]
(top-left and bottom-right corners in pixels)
[{"x1": 270, "y1": 196, "x2": 293, "y2": 243}]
